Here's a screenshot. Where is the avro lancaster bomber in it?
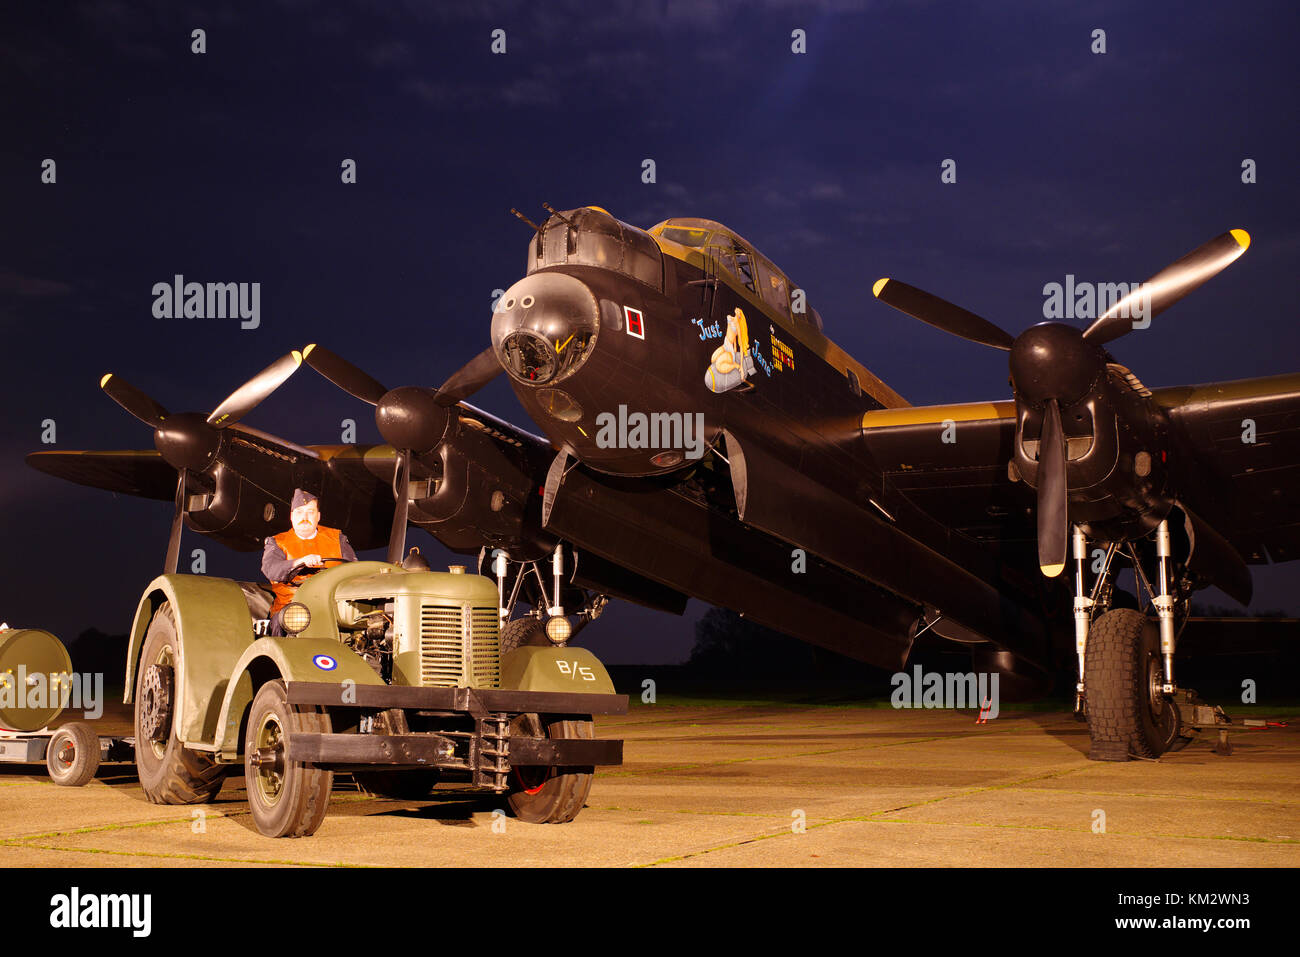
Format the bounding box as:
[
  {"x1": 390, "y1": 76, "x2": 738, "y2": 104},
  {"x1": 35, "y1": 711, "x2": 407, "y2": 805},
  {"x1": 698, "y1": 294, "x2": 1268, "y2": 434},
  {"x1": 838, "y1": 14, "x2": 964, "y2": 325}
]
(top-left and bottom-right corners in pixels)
[{"x1": 29, "y1": 205, "x2": 1300, "y2": 761}]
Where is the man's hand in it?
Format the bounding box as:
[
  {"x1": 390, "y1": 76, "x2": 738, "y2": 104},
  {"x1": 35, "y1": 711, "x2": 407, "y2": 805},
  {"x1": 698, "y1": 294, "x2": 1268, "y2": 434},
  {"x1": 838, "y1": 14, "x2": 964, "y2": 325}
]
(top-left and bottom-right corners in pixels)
[{"x1": 294, "y1": 554, "x2": 323, "y2": 569}]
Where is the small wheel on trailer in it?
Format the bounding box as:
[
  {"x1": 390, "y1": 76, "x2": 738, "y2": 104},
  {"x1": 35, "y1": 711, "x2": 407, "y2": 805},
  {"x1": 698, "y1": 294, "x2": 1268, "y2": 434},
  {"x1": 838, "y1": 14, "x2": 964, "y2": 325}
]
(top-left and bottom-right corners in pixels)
[
  {"x1": 1084, "y1": 608, "x2": 1180, "y2": 761},
  {"x1": 353, "y1": 769, "x2": 440, "y2": 800},
  {"x1": 46, "y1": 721, "x2": 100, "y2": 787},
  {"x1": 245, "y1": 679, "x2": 333, "y2": 838},
  {"x1": 506, "y1": 713, "x2": 594, "y2": 824},
  {"x1": 134, "y1": 601, "x2": 228, "y2": 803}
]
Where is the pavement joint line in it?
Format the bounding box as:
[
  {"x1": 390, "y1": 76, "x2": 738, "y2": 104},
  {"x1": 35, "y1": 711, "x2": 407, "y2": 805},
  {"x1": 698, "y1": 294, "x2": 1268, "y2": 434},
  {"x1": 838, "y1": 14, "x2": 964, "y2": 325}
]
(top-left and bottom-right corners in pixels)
[
  {"x1": 862, "y1": 818, "x2": 1300, "y2": 845},
  {"x1": 605, "y1": 727, "x2": 1041, "y2": 779},
  {"x1": 636, "y1": 764, "x2": 1091, "y2": 865},
  {"x1": 638, "y1": 826, "x2": 797, "y2": 866},
  {"x1": 1012, "y1": 786, "x2": 1300, "y2": 807},
  {"x1": 593, "y1": 805, "x2": 786, "y2": 819},
  {"x1": 1, "y1": 793, "x2": 376, "y2": 843},
  {"x1": 2, "y1": 813, "x2": 240, "y2": 843},
  {"x1": 1, "y1": 841, "x2": 366, "y2": 867}
]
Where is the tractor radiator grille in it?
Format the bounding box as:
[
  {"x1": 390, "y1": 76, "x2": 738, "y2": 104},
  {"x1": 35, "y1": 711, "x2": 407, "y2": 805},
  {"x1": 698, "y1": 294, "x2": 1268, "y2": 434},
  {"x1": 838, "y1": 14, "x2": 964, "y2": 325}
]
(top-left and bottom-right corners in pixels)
[{"x1": 419, "y1": 603, "x2": 500, "y2": 689}]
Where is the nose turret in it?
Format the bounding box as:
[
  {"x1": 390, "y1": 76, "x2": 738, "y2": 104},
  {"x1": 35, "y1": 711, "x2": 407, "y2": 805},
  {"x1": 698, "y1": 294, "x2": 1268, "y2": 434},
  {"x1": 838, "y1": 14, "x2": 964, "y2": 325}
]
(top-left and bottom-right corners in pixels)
[{"x1": 491, "y1": 272, "x2": 600, "y2": 386}]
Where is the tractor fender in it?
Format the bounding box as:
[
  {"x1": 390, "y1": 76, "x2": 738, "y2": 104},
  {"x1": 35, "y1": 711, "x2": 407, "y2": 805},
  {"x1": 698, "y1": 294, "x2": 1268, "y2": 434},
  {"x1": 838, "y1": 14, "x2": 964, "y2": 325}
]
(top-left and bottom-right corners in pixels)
[
  {"x1": 125, "y1": 575, "x2": 258, "y2": 748},
  {"x1": 500, "y1": 645, "x2": 615, "y2": 695},
  {"x1": 214, "y1": 637, "x2": 385, "y2": 759}
]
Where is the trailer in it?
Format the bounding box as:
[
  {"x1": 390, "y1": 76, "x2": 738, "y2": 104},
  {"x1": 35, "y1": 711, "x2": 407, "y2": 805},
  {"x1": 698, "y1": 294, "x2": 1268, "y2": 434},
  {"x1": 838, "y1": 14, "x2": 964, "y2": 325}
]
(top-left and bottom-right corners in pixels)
[{"x1": 0, "y1": 626, "x2": 133, "y2": 785}]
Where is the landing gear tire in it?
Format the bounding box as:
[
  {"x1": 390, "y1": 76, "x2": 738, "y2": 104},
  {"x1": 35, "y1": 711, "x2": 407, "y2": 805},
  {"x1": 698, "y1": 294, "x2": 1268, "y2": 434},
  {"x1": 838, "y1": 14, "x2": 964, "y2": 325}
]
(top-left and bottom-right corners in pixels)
[
  {"x1": 134, "y1": 602, "x2": 228, "y2": 804},
  {"x1": 245, "y1": 680, "x2": 333, "y2": 838},
  {"x1": 506, "y1": 713, "x2": 594, "y2": 823},
  {"x1": 1085, "y1": 609, "x2": 1180, "y2": 761},
  {"x1": 46, "y1": 721, "x2": 100, "y2": 787},
  {"x1": 353, "y1": 769, "x2": 440, "y2": 800},
  {"x1": 499, "y1": 618, "x2": 548, "y2": 657}
]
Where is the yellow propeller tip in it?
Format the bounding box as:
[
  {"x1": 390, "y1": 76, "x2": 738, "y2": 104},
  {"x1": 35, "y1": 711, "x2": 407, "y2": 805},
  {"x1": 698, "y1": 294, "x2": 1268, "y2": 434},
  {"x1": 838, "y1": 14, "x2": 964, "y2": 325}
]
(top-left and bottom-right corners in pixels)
[
  {"x1": 291, "y1": 350, "x2": 303, "y2": 364},
  {"x1": 1040, "y1": 563, "x2": 1065, "y2": 578},
  {"x1": 302, "y1": 343, "x2": 317, "y2": 357},
  {"x1": 872, "y1": 278, "x2": 890, "y2": 298},
  {"x1": 99, "y1": 373, "x2": 112, "y2": 388},
  {"x1": 1230, "y1": 228, "x2": 1251, "y2": 250},
  {"x1": 585, "y1": 205, "x2": 611, "y2": 215}
]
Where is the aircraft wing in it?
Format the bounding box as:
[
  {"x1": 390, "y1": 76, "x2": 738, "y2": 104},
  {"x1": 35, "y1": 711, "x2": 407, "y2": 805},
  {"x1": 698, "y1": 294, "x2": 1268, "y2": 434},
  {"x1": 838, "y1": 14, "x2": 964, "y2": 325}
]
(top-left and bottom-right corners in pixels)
[
  {"x1": 860, "y1": 376, "x2": 1300, "y2": 574},
  {"x1": 26, "y1": 448, "x2": 179, "y2": 501},
  {"x1": 861, "y1": 400, "x2": 1038, "y2": 559},
  {"x1": 1155, "y1": 373, "x2": 1300, "y2": 564}
]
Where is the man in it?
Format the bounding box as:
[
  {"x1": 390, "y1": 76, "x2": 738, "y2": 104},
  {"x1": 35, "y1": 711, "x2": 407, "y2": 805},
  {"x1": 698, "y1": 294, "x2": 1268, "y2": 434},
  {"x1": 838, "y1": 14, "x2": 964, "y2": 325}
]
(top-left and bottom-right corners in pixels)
[{"x1": 262, "y1": 488, "x2": 356, "y2": 635}]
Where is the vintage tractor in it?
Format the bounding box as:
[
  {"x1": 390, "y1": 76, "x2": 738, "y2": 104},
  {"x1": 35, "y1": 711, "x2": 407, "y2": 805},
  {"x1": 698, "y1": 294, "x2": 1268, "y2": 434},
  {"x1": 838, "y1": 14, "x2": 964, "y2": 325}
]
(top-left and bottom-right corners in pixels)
[{"x1": 125, "y1": 558, "x2": 627, "y2": 837}]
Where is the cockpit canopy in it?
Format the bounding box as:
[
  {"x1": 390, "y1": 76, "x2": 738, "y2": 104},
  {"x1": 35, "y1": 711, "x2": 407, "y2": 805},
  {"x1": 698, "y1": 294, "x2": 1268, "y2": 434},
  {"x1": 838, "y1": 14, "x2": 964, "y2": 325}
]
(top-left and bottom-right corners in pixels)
[
  {"x1": 648, "y1": 218, "x2": 823, "y2": 331},
  {"x1": 527, "y1": 206, "x2": 663, "y2": 291}
]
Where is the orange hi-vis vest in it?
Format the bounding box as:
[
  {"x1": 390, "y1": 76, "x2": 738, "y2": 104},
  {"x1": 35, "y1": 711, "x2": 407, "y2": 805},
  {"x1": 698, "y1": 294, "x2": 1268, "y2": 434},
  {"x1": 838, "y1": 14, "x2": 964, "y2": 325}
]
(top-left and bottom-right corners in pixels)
[{"x1": 267, "y1": 526, "x2": 345, "y2": 616}]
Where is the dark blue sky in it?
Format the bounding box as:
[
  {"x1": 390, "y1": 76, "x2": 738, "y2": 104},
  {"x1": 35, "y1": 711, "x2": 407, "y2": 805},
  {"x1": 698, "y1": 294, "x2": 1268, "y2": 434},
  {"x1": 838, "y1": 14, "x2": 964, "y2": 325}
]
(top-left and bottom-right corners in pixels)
[{"x1": 2, "y1": 1, "x2": 1298, "y2": 663}]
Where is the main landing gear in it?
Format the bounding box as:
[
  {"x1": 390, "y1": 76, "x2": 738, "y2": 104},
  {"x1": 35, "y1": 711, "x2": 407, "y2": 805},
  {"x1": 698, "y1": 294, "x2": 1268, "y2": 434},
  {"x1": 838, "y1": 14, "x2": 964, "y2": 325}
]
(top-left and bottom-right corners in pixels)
[{"x1": 1071, "y1": 521, "x2": 1192, "y2": 761}]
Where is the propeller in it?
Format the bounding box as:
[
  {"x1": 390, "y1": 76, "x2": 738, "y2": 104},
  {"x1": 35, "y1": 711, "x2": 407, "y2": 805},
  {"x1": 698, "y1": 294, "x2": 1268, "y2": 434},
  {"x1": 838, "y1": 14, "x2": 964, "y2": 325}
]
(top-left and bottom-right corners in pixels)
[
  {"x1": 1036, "y1": 399, "x2": 1068, "y2": 577},
  {"x1": 301, "y1": 343, "x2": 505, "y2": 564},
  {"x1": 871, "y1": 229, "x2": 1252, "y2": 577},
  {"x1": 100, "y1": 350, "x2": 304, "y2": 573},
  {"x1": 1082, "y1": 229, "x2": 1250, "y2": 345},
  {"x1": 870, "y1": 278, "x2": 1014, "y2": 351}
]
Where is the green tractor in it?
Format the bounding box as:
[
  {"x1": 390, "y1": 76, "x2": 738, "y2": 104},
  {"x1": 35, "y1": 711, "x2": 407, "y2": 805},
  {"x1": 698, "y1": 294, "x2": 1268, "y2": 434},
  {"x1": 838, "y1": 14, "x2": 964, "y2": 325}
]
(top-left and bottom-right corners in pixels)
[{"x1": 126, "y1": 559, "x2": 626, "y2": 837}]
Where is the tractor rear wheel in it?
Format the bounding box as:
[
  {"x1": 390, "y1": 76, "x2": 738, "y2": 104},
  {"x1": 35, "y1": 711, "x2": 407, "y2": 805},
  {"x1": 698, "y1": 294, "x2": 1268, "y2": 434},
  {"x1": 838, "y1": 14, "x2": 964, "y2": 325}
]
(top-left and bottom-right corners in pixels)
[
  {"x1": 134, "y1": 602, "x2": 228, "y2": 803},
  {"x1": 506, "y1": 713, "x2": 594, "y2": 823}
]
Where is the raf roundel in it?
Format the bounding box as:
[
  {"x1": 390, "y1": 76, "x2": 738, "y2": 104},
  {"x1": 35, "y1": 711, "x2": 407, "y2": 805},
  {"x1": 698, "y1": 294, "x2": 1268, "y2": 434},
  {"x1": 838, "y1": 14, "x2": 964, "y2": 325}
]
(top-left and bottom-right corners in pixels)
[{"x1": 313, "y1": 654, "x2": 338, "y2": 672}]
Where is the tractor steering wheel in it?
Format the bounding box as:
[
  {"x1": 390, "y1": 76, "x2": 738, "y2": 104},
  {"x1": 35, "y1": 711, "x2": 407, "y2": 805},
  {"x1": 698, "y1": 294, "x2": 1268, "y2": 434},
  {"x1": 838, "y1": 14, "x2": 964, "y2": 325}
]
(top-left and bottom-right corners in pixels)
[{"x1": 291, "y1": 556, "x2": 350, "y2": 580}]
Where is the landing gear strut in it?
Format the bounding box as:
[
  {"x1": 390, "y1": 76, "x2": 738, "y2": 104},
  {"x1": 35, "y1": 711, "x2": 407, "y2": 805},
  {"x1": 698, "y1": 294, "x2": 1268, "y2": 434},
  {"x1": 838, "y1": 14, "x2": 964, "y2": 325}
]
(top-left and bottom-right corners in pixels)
[
  {"x1": 1072, "y1": 519, "x2": 1190, "y2": 760},
  {"x1": 481, "y1": 545, "x2": 608, "y2": 650}
]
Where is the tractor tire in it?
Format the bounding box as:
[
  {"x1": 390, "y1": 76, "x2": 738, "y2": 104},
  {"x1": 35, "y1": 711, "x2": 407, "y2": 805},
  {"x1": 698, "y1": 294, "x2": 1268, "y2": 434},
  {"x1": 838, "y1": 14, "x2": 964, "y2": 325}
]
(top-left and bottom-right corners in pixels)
[
  {"x1": 353, "y1": 769, "x2": 440, "y2": 800},
  {"x1": 506, "y1": 714, "x2": 594, "y2": 823},
  {"x1": 499, "y1": 618, "x2": 548, "y2": 657},
  {"x1": 245, "y1": 679, "x2": 333, "y2": 838},
  {"x1": 46, "y1": 721, "x2": 100, "y2": 787},
  {"x1": 1085, "y1": 609, "x2": 1180, "y2": 761},
  {"x1": 134, "y1": 602, "x2": 228, "y2": 804}
]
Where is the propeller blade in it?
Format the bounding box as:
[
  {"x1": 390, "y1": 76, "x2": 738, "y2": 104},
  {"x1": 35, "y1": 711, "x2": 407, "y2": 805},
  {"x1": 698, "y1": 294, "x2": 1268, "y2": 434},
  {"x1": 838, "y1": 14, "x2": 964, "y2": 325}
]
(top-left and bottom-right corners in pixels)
[
  {"x1": 386, "y1": 449, "x2": 411, "y2": 565},
  {"x1": 100, "y1": 373, "x2": 169, "y2": 428},
  {"x1": 1036, "y1": 400, "x2": 1068, "y2": 577},
  {"x1": 872, "y1": 278, "x2": 1015, "y2": 351},
  {"x1": 301, "y1": 343, "x2": 389, "y2": 406},
  {"x1": 207, "y1": 350, "x2": 304, "y2": 428},
  {"x1": 164, "y1": 469, "x2": 187, "y2": 574},
  {"x1": 434, "y1": 347, "x2": 504, "y2": 407},
  {"x1": 1082, "y1": 229, "x2": 1251, "y2": 345}
]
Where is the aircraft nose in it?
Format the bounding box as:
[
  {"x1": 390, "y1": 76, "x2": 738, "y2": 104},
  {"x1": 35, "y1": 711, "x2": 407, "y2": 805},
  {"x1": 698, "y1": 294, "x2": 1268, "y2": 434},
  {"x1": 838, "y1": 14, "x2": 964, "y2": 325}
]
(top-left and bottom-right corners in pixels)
[{"x1": 490, "y1": 272, "x2": 600, "y2": 386}]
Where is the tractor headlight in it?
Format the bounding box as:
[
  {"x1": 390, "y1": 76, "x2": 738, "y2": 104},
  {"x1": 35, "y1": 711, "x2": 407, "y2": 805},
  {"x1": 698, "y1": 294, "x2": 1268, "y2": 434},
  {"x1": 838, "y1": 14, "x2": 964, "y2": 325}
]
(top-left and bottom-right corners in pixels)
[
  {"x1": 545, "y1": 615, "x2": 572, "y2": 644},
  {"x1": 282, "y1": 602, "x2": 312, "y2": 635}
]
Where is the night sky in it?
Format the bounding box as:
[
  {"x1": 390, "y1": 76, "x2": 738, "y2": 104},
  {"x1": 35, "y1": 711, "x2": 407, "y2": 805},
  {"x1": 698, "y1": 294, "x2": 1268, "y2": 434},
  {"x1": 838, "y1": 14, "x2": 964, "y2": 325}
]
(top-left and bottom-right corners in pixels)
[{"x1": 2, "y1": 1, "x2": 1297, "y2": 665}]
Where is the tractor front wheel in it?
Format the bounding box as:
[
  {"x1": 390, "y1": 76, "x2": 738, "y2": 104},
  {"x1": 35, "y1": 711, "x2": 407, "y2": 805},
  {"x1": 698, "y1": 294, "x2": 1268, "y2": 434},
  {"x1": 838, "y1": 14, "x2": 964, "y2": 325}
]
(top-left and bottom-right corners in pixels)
[{"x1": 245, "y1": 680, "x2": 333, "y2": 837}]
